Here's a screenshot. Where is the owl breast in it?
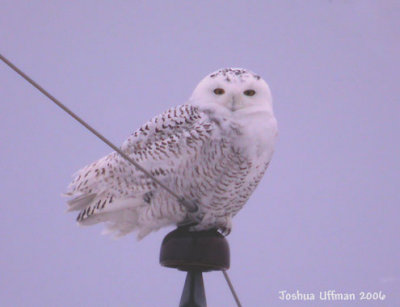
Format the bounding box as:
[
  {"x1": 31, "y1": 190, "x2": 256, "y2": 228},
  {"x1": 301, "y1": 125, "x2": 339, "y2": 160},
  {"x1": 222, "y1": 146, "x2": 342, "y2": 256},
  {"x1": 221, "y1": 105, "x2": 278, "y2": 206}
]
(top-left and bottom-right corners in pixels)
[
  {"x1": 170, "y1": 116, "x2": 271, "y2": 223},
  {"x1": 137, "y1": 107, "x2": 276, "y2": 232}
]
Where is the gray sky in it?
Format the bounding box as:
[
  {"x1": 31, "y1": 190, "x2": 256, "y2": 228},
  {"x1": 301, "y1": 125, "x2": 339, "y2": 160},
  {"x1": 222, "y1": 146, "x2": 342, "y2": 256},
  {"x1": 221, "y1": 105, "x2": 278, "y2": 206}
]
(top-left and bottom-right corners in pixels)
[{"x1": 1, "y1": 1, "x2": 399, "y2": 306}]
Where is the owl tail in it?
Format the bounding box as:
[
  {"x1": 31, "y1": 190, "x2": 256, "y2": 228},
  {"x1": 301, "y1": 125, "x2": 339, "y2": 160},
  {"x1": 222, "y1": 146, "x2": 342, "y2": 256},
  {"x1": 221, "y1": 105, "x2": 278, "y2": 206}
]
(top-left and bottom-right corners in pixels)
[{"x1": 65, "y1": 192, "x2": 153, "y2": 238}]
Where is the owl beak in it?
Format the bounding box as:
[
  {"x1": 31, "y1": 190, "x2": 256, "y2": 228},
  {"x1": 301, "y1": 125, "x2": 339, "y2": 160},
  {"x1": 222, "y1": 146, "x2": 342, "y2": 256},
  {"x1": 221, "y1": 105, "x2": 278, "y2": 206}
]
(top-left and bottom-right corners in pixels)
[{"x1": 230, "y1": 95, "x2": 239, "y2": 111}]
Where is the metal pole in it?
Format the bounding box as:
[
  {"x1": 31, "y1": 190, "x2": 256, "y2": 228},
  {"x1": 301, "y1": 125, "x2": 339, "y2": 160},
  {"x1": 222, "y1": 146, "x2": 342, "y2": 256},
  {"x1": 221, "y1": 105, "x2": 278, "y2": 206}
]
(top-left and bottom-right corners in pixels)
[{"x1": 179, "y1": 271, "x2": 207, "y2": 307}]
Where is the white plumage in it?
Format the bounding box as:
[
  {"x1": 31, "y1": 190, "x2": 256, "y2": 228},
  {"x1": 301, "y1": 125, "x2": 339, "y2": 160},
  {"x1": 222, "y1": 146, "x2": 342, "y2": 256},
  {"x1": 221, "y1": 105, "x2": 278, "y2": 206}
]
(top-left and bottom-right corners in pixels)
[{"x1": 65, "y1": 68, "x2": 278, "y2": 239}]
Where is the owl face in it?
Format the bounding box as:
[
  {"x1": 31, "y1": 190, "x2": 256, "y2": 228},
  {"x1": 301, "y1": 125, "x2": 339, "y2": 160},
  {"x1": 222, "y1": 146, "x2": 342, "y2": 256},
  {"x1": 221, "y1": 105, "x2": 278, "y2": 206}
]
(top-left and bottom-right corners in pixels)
[{"x1": 190, "y1": 68, "x2": 273, "y2": 115}]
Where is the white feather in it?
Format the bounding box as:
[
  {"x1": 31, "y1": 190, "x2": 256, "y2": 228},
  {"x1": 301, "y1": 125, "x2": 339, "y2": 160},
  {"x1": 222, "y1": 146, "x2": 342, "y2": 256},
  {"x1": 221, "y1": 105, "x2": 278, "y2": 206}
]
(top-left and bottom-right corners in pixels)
[{"x1": 65, "y1": 68, "x2": 278, "y2": 239}]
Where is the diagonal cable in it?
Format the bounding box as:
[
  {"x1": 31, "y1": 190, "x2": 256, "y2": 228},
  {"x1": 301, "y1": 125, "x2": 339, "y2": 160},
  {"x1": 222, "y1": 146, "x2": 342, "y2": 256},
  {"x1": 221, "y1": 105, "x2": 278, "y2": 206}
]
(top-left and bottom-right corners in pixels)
[
  {"x1": 223, "y1": 270, "x2": 243, "y2": 307},
  {"x1": 1, "y1": 52, "x2": 241, "y2": 307},
  {"x1": 0, "y1": 53, "x2": 197, "y2": 212}
]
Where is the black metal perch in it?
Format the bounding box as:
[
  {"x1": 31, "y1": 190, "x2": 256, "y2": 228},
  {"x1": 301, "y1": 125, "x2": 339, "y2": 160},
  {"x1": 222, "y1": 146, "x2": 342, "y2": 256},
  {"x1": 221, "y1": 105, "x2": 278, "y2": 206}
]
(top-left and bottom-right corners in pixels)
[{"x1": 160, "y1": 227, "x2": 230, "y2": 307}]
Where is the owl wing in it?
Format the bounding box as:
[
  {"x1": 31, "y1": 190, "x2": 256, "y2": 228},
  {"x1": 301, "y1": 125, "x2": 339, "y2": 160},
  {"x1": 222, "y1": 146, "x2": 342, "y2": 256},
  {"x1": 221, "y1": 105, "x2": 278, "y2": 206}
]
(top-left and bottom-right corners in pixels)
[{"x1": 65, "y1": 104, "x2": 214, "y2": 228}]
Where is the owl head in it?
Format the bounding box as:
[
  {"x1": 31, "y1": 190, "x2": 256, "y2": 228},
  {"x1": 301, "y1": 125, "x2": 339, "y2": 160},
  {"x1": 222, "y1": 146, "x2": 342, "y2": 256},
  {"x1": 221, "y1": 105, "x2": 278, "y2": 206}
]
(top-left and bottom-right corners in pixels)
[{"x1": 189, "y1": 68, "x2": 274, "y2": 116}]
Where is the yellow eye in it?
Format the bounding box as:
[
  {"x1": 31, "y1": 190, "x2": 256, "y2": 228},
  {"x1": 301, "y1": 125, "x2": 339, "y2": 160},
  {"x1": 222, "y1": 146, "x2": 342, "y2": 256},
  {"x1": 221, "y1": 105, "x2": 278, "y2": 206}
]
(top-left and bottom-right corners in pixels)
[
  {"x1": 213, "y1": 88, "x2": 225, "y2": 95},
  {"x1": 244, "y1": 89, "x2": 256, "y2": 96}
]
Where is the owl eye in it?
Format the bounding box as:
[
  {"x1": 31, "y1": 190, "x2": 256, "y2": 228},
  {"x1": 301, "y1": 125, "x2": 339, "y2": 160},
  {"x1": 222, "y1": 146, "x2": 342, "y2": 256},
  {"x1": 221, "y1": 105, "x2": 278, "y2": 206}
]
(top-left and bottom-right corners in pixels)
[
  {"x1": 243, "y1": 89, "x2": 256, "y2": 96},
  {"x1": 213, "y1": 88, "x2": 225, "y2": 95}
]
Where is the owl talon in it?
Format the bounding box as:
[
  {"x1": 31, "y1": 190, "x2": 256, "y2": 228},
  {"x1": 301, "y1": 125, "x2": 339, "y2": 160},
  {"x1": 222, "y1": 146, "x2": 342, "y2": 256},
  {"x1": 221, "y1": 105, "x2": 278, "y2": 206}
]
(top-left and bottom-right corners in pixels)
[
  {"x1": 217, "y1": 216, "x2": 232, "y2": 236},
  {"x1": 218, "y1": 226, "x2": 231, "y2": 236}
]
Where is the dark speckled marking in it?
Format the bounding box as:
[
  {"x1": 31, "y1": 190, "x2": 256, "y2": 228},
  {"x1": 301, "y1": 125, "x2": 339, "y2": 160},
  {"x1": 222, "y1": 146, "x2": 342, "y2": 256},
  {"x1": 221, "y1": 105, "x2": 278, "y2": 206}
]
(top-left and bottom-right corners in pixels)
[
  {"x1": 209, "y1": 68, "x2": 261, "y2": 83},
  {"x1": 143, "y1": 191, "x2": 153, "y2": 204}
]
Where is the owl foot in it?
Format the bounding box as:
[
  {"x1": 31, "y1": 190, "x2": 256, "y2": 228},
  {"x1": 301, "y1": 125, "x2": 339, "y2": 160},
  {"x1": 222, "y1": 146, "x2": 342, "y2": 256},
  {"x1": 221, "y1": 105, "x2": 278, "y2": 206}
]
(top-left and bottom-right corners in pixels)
[
  {"x1": 184, "y1": 215, "x2": 232, "y2": 236},
  {"x1": 217, "y1": 217, "x2": 232, "y2": 236},
  {"x1": 218, "y1": 225, "x2": 231, "y2": 236}
]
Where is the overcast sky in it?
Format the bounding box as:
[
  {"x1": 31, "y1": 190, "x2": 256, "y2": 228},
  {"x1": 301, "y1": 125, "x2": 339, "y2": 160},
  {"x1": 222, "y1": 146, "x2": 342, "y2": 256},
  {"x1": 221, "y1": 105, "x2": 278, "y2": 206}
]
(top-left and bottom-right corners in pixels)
[{"x1": 1, "y1": 1, "x2": 399, "y2": 306}]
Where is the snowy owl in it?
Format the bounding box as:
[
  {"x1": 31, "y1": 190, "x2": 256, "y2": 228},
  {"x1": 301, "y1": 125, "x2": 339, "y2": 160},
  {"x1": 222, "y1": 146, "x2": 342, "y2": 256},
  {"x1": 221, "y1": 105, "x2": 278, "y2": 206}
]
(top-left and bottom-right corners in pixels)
[{"x1": 65, "y1": 68, "x2": 278, "y2": 239}]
